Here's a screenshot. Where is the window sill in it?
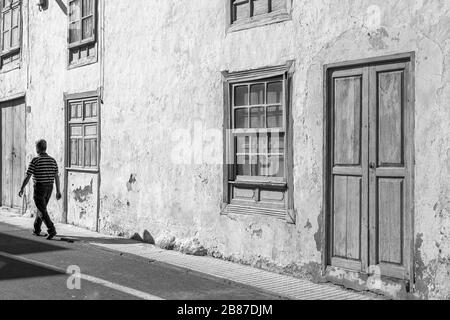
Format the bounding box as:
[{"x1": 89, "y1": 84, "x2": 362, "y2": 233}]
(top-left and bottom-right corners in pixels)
[
  {"x1": 221, "y1": 203, "x2": 295, "y2": 224},
  {"x1": 66, "y1": 167, "x2": 99, "y2": 174},
  {"x1": 227, "y1": 11, "x2": 292, "y2": 33},
  {"x1": 230, "y1": 179, "x2": 287, "y2": 189}
]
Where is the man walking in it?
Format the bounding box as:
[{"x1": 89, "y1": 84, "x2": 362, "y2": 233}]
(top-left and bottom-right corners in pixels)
[{"x1": 18, "y1": 139, "x2": 62, "y2": 240}]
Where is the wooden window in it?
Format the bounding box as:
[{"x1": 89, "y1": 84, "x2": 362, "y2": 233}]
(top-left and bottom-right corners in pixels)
[
  {"x1": 0, "y1": 0, "x2": 21, "y2": 69},
  {"x1": 232, "y1": 79, "x2": 286, "y2": 179},
  {"x1": 228, "y1": 0, "x2": 290, "y2": 31},
  {"x1": 222, "y1": 61, "x2": 295, "y2": 223},
  {"x1": 68, "y1": 0, "x2": 97, "y2": 68},
  {"x1": 67, "y1": 98, "x2": 99, "y2": 169}
]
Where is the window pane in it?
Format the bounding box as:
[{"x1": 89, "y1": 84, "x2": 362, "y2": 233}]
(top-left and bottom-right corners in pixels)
[
  {"x1": 250, "y1": 83, "x2": 265, "y2": 105},
  {"x1": 250, "y1": 107, "x2": 265, "y2": 128},
  {"x1": 91, "y1": 102, "x2": 98, "y2": 117},
  {"x1": 256, "y1": 155, "x2": 270, "y2": 176},
  {"x1": 252, "y1": 0, "x2": 268, "y2": 16},
  {"x1": 70, "y1": 104, "x2": 77, "y2": 119},
  {"x1": 3, "y1": 11, "x2": 11, "y2": 30},
  {"x1": 233, "y1": 1, "x2": 250, "y2": 21},
  {"x1": 234, "y1": 108, "x2": 249, "y2": 129},
  {"x1": 250, "y1": 155, "x2": 258, "y2": 176},
  {"x1": 82, "y1": 16, "x2": 94, "y2": 40},
  {"x1": 2, "y1": 0, "x2": 12, "y2": 9},
  {"x1": 234, "y1": 85, "x2": 248, "y2": 106},
  {"x1": 2, "y1": 30, "x2": 10, "y2": 50},
  {"x1": 236, "y1": 155, "x2": 250, "y2": 176},
  {"x1": 70, "y1": 139, "x2": 78, "y2": 165},
  {"x1": 271, "y1": 0, "x2": 286, "y2": 12},
  {"x1": 84, "y1": 102, "x2": 91, "y2": 118},
  {"x1": 236, "y1": 136, "x2": 250, "y2": 154},
  {"x1": 91, "y1": 139, "x2": 97, "y2": 166},
  {"x1": 257, "y1": 134, "x2": 268, "y2": 154},
  {"x1": 267, "y1": 155, "x2": 284, "y2": 177},
  {"x1": 12, "y1": 6, "x2": 19, "y2": 27},
  {"x1": 267, "y1": 81, "x2": 282, "y2": 104},
  {"x1": 69, "y1": 0, "x2": 81, "y2": 22},
  {"x1": 77, "y1": 104, "x2": 83, "y2": 118},
  {"x1": 267, "y1": 106, "x2": 283, "y2": 128},
  {"x1": 82, "y1": 0, "x2": 93, "y2": 16},
  {"x1": 69, "y1": 21, "x2": 81, "y2": 43},
  {"x1": 84, "y1": 140, "x2": 91, "y2": 167},
  {"x1": 11, "y1": 27, "x2": 18, "y2": 47},
  {"x1": 269, "y1": 133, "x2": 285, "y2": 154},
  {"x1": 77, "y1": 138, "x2": 83, "y2": 165}
]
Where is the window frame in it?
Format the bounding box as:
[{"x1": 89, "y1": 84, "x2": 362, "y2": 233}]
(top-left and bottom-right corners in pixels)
[
  {"x1": 64, "y1": 90, "x2": 101, "y2": 173},
  {"x1": 0, "y1": 0, "x2": 21, "y2": 69},
  {"x1": 222, "y1": 61, "x2": 296, "y2": 223},
  {"x1": 67, "y1": 0, "x2": 98, "y2": 69},
  {"x1": 226, "y1": 0, "x2": 292, "y2": 33}
]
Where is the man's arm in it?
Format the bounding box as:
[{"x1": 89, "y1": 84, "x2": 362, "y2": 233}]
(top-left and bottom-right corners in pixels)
[
  {"x1": 55, "y1": 174, "x2": 62, "y2": 200},
  {"x1": 18, "y1": 174, "x2": 32, "y2": 198}
]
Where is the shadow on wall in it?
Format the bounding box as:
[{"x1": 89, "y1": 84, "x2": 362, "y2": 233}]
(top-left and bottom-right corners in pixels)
[{"x1": 54, "y1": 0, "x2": 67, "y2": 15}]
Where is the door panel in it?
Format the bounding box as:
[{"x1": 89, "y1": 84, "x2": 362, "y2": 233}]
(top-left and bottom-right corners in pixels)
[
  {"x1": 378, "y1": 70, "x2": 404, "y2": 166},
  {"x1": 330, "y1": 68, "x2": 369, "y2": 272},
  {"x1": 332, "y1": 176, "x2": 362, "y2": 260},
  {"x1": 378, "y1": 178, "x2": 403, "y2": 265},
  {"x1": 334, "y1": 76, "x2": 361, "y2": 166}
]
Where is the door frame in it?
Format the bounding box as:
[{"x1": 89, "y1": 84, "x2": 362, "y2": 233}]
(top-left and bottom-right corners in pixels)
[
  {"x1": 322, "y1": 52, "x2": 416, "y2": 285},
  {"x1": 0, "y1": 93, "x2": 27, "y2": 210}
]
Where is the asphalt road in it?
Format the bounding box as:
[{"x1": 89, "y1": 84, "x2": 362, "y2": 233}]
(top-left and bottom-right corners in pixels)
[{"x1": 0, "y1": 222, "x2": 281, "y2": 300}]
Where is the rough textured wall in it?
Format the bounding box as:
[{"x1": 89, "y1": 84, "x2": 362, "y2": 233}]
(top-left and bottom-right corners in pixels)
[
  {"x1": 98, "y1": 0, "x2": 450, "y2": 299},
  {"x1": 1, "y1": 0, "x2": 449, "y2": 299}
]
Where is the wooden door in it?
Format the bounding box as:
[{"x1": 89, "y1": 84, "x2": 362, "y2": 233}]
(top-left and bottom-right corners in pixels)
[
  {"x1": 329, "y1": 67, "x2": 369, "y2": 272},
  {"x1": 1, "y1": 98, "x2": 26, "y2": 209},
  {"x1": 368, "y1": 62, "x2": 413, "y2": 279},
  {"x1": 327, "y1": 58, "x2": 413, "y2": 281}
]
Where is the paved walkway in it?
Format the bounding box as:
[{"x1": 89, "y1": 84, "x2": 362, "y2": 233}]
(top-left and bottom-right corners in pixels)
[{"x1": 0, "y1": 209, "x2": 378, "y2": 300}]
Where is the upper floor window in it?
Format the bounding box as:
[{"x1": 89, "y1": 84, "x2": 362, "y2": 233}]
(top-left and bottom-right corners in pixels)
[
  {"x1": 68, "y1": 0, "x2": 97, "y2": 68},
  {"x1": 0, "y1": 0, "x2": 21, "y2": 70},
  {"x1": 228, "y1": 0, "x2": 291, "y2": 32}
]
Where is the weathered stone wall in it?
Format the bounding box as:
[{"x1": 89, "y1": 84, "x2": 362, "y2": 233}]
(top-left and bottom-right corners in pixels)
[{"x1": 1, "y1": 0, "x2": 449, "y2": 299}]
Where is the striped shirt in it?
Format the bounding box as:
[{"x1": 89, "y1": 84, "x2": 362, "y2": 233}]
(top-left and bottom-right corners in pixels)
[{"x1": 26, "y1": 153, "x2": 59, "y2": 185}]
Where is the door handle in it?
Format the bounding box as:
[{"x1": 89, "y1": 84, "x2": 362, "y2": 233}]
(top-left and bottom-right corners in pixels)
[{"x1": 369, "y1": 162, "x2": 376, "y2": 170}]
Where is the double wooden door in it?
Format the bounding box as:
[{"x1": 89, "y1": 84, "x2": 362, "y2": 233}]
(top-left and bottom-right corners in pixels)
[
  {"x1": 1, "y1": 98, "x2": 26, "y2": 209},
  {"x1": 327, "y1": 59, "x2": 413, "y2": 280}
]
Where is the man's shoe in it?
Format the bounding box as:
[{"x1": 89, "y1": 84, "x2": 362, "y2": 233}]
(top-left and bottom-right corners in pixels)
[
  {"x1": 46, "y1": 231, "x2": 57, "y2": 240},
  {"x1": 32, "y1": 231, "x2": 42, "y2": 237}
]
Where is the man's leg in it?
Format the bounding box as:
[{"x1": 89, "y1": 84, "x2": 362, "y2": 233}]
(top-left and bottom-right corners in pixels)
[
  {"x1": 42, "y1": 186, "x2": 56, "y2": 236},
  {"x1": 33, "y1": 213, "x2": 43, "y2": 235},
  {"x1": 33, "y1": 185, "x2": 56, "y2": 235}
]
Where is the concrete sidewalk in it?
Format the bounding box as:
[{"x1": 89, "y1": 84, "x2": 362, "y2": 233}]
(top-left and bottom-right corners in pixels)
[{"x1": 0, "y1": 209, "x2": 378, "y2": 300}]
